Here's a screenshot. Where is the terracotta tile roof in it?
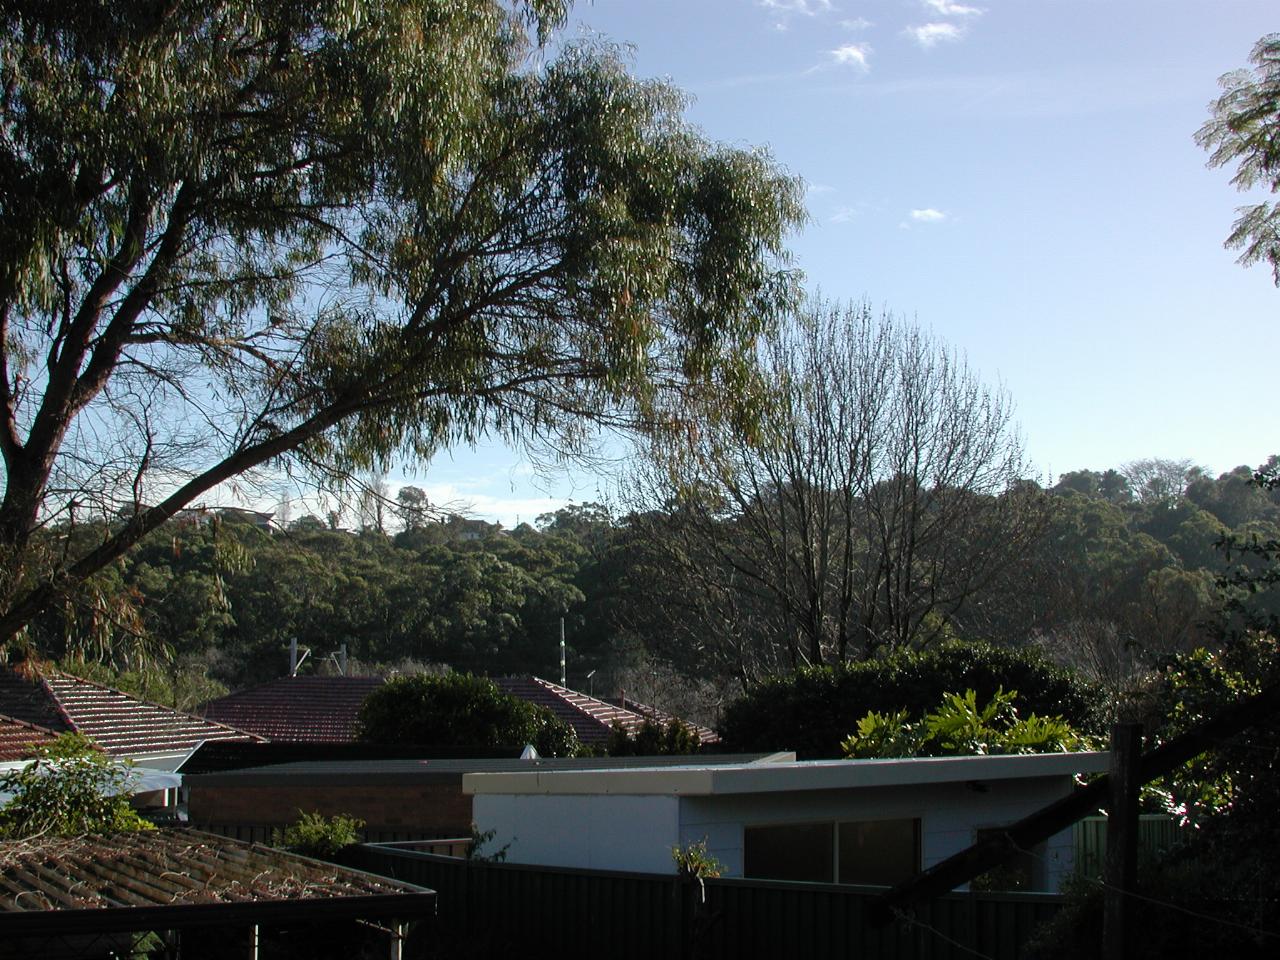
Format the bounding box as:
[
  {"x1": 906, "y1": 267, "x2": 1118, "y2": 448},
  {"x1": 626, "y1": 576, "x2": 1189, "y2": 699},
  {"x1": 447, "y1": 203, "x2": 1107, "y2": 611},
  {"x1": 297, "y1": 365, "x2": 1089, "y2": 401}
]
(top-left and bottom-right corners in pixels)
[
  {"x1": 0, "y1": 714, "x2": 60, "y2": 762},
  {"x1": 604, "y1": 695, "x2": 721, "y2": 746},
  {"x1": 0, "y1": 669, "x2": 258, "y2": 758},
  {"x1": 493, "y1": 677, "x2": 720, "y2": 747},
  {"x1": 199, "y1": 676, "x2": 385, "y2": 742},
  {"x1": 197, "y1": 674, "x2": 719, "y2": 749}
]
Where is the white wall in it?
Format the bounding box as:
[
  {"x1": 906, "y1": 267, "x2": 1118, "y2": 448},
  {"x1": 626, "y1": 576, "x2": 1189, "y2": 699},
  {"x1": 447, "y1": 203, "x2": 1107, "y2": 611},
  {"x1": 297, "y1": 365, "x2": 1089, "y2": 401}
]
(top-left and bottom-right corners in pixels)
[
  {"x1": 678, "y1": 776, "x2": 1076, "y2": 890},
  {"x1": 473, "y1": 793, "x2": 681, "y2": 874},
  {"x1": 472, "y1": 773, "x2": 1078, "y2": 890}
]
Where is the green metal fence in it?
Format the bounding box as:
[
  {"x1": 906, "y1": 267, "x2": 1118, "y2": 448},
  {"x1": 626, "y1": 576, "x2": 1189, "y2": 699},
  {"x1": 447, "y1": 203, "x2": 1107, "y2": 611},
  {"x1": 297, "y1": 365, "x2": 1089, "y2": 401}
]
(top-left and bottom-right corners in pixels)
[
  {"x1": 341, "y1": 843, "x2": 1065, "y2": 960},
  {"x1": 1072, "y1": 815, "x2": 1182, "y2": 878}
]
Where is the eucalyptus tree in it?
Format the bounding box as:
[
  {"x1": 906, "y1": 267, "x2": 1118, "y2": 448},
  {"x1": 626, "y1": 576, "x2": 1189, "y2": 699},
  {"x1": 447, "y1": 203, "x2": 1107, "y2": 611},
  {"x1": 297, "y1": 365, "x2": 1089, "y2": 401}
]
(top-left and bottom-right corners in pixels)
[
  {"x1": 627, "y1": 301, "x2": 1044, "y2": 681},
  {"x1": 1197, "y1": 32, "x2": 1280, "y2": 285},
  {"x1": 0, "y1": 0, "x2": 804, "y2": 653}
]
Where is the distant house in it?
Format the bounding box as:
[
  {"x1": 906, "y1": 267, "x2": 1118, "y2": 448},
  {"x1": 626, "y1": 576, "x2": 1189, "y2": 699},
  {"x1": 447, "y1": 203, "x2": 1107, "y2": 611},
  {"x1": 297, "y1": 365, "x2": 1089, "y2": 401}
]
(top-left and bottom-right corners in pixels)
[
  {"x1": 465, "y1": 751, "x2": 1113, "y2": 893},
  {"x1": 200, "y1": 676, "x2": 386, "y2": 742},
  {"x1": 0, "y1": 668, "x2": 259, "y2": 771},
  {"x1": 200, "y1": 674, "x2": 716, "y2": 748},
  {"x1": 493, "y1": 676, "x2": 719, "y2": 748}
]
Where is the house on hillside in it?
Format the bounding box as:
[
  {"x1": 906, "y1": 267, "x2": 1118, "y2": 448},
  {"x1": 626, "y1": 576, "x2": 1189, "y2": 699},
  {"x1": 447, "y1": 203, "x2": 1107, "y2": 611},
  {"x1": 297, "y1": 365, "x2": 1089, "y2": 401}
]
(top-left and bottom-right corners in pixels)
[
  {"x1": 0, "y1": 668, "x2": 259, "y2": 771},
  {"x1": 465, "y1": 751, "x2": 1113, "y2": 893},
  {"x1": 200, "y1": 674, "x2": 716, "y2": 749}
]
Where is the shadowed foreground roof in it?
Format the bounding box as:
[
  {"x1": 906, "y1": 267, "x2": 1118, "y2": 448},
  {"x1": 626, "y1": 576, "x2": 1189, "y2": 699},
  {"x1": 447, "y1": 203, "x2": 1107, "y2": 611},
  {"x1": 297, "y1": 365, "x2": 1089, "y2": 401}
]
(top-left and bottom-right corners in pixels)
[
  {"x1": 0, "y1": 829, "x2": 434, "y2": 936},
  {"x1": 0, "y1": 670, "x2": 258, "y2": 758}
]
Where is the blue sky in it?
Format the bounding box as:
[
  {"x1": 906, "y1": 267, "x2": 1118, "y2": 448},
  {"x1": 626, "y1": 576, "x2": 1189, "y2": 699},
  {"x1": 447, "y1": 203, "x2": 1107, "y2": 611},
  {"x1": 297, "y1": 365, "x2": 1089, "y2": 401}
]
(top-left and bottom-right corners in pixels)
[{"x1": 372, "y1": 1, "x2": 1280, "y2": 526}]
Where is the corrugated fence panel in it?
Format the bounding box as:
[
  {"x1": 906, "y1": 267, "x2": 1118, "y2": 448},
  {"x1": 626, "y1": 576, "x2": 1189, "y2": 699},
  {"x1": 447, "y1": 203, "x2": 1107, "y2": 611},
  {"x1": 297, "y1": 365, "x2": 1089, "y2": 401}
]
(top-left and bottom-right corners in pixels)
[
  {"x1": 1074, "y1": 815, "x2": 1181, "y2": 878},
  {"x1": 342, "y1": 844, "x2": 1065, "y2": 960}
]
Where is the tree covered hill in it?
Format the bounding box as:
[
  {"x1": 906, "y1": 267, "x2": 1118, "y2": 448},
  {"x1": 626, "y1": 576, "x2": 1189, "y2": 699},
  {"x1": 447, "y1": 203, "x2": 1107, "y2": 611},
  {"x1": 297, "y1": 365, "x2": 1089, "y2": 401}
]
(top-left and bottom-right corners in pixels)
[{"x1": 28, "y1": 457, "x2": 1280, "y2": 718}]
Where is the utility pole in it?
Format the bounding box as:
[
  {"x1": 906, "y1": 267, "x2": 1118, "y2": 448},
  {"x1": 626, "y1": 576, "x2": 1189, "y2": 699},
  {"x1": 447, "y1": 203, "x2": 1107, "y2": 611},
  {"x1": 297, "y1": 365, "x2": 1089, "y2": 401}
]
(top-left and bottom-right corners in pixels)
[
  {"x1": 559, "y1": 616, "x2": 566, "y2": 686},
  {"x1": 1103, "y1": 723, "x2": 1142, "y2": 960}
]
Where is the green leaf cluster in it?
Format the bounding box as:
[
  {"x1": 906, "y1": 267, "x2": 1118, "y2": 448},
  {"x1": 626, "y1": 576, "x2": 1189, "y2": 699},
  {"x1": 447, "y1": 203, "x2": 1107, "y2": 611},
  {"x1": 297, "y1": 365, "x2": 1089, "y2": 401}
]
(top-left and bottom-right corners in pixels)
[
  {"x1": 672, "y1": 838, "x2": 722, "y2": 880},
  {"x1": 840, "y1": 688, "x2": 1083, "y2": 759},
  {"x1": 717, "y1": 641, "x2": 1101, "y2": 759},
  {"x1": 355, "y1": 671, "x2": 580, "y2": 756},
  {"x1": 272, "y1": 811, "x2": 365, "y2": 860},
  {"x1": 0, "y1": 734, "x2": 154, "y2": 839}
]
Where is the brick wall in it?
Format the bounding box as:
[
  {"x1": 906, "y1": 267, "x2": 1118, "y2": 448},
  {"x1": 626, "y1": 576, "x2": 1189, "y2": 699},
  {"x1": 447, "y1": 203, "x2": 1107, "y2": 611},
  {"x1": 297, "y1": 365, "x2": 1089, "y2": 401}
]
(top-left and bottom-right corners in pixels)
[{"x1": 188, "y1": 782, "x2": 472, "y2": 835}]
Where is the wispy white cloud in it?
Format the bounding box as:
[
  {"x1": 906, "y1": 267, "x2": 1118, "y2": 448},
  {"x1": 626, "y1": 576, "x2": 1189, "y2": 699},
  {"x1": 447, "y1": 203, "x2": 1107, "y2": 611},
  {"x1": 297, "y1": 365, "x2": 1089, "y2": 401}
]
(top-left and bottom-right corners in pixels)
[
  {"x1": 905, "y1": 22, "x2": 965, "y2": 49},
  {"x1": 829, "y1": 206, "x2": 860, "y2": 224},
  {"x1": 909, "y1": 208, "x2": 948, "y2": 223},
  {"x1": 841, "y1": 17, "x2": 873, "y2": 31},
  {"x1": 829, "y1": 42, "x2": 872, "y2": 72},
  {"x1": 759, "y1": 0, "x2": 833, "y2": 15},
  {"x1": 806, "y1": 182, "x2": 836, "y2": 195},
  {"x1": 923, "y1": 0, "x2": 983, "y2": 17}
]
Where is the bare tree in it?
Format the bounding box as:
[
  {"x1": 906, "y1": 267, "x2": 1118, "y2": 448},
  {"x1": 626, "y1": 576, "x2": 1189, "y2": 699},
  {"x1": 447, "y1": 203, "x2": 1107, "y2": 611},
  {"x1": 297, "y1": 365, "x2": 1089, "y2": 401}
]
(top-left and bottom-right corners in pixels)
[
  {"x1": 1120, "y1": 458, "x2": 1204, "y2": 505},
  {"x1": 626, "y1": 301, "x2": 1046, "y2": 683}
]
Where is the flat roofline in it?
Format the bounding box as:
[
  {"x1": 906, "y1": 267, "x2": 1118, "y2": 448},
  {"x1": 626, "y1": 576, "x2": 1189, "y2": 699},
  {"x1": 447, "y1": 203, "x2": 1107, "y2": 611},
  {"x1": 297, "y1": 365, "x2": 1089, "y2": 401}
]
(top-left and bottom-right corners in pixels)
[
  {"x1": 463, "y1": 751, "x2": 1112, "y2": 797},
  {"x1": 188, "y1": 751, "x2": 796, "y2": 788}
]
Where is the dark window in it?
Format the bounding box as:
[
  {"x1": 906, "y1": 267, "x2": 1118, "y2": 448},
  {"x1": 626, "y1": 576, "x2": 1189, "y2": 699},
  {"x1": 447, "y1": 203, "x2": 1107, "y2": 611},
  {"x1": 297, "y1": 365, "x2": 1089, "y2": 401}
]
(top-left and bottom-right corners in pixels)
[
  {"x1": 837, "y1": 818, "x2": 920, "y2": 886},
  {"x1": 743, "y1": 822, "x2": 835, "y2": 883},
  {"x1": 971, "y1": 828, "x2": 1039, "y2": 891}
]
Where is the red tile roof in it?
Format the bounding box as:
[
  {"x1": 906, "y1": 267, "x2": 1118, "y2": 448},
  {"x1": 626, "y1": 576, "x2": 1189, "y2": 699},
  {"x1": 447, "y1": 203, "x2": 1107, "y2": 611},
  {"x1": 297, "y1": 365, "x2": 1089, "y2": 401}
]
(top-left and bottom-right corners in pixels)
[
  {"x1": 493, "y1": 677, "x2": 720, "y2": 747},
  {"x1": 197, "y1": 674, "x2": 719, "y2": 748},
  {"x1": 199, "y1": 676, "x2": 385, "y2": 742},
  {"x1": 0, "y1": 714, "x2": 59, "y2": 762},
  {"x1": 0, "y1": 669, "x2": 258, "y2": 758}
]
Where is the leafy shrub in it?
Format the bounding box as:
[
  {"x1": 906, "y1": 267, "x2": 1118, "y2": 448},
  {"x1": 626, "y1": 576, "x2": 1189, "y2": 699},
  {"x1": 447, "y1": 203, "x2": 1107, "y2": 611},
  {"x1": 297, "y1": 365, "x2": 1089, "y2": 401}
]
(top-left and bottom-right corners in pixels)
[
  {"x1": 607, "y1": 718, "x2": 701, "y2": 756},
  {"x1": 356, "y1": 672, "x2": 580, "y2": 756},
  {"x1": 672, "y1": 839, "x2": 722, "y2": 879},
  {"x1": 272, "y1": 811, "x2": 365, "y2": 859},
  {"x1": 841, "y1": 688, "x2": 1084, "y2": 758},
  {"x1": 0, "y1": 733, "x2": 154, "y2": 838},
  {"x1": 718, "y1": 641, "x2": 1103, "y2": 758}
]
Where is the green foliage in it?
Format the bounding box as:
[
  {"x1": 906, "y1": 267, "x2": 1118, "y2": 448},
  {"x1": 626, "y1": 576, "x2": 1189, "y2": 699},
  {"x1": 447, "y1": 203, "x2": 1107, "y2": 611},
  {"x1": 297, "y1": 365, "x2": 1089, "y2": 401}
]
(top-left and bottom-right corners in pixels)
[
  {"x1": 272, "y1": 811, "x2": 365, "y2": 860},
  {"x1": 466, "y1": 824, "x2": 510, "y2": 863},
  {"x1": 1197, "y1": 33, "x2": 1280, "y2": 285},
  {"x1": 356, "y1": 672, "x2": 580, "y2": 756},
  {"x1": 718, "y1": 641, "x2": 1101, "y2": 758},
  {"x1": 841, "y1": 688, "x2": 1083, "y2": 758},
  {"x1": 672, "y1": 839, "x2": 723, "y2": 880},
  {"x1": 0, "y1": 0, "x2": 805, "y2": 655},
  {"x1": 0, "y1": 734, "x2": 154, "y2": 839},
  {"x1": 606, "y1": 717, "x2": 701, "y2": 756},
  {"x1": 1147, "y1": 638, "x2": 1275, "y2": 825}
]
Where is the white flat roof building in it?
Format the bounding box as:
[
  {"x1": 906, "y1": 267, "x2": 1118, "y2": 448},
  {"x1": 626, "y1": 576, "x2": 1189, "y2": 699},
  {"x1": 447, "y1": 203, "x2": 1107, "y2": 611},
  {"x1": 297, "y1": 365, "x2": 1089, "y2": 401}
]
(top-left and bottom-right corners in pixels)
[{"x1": 465, "y1": 751, "x2": 1111, "y2": 892}]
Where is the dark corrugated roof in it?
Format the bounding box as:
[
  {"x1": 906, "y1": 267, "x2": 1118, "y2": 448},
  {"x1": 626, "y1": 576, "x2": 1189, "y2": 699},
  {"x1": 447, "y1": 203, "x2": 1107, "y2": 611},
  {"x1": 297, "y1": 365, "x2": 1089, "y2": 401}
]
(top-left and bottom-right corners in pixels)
[
  {"x1": 0, "y1": 829, "x2": 434, "y2": 935},
  {"x1": 178, "y1": 740, "x2": 520, "y2": 775},
  {"x1": 199, "y1": 676, "x2": 385, "y2": 742},
  {"x1": 0, "y1": 669, "x2": 258, "y2": 758}
]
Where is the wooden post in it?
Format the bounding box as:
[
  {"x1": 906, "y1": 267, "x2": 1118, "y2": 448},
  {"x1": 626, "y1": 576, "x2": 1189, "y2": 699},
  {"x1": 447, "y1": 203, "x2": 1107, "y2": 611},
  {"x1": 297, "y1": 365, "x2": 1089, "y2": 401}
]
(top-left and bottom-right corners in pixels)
[
  {"x1": 388, "y1": 920, "x2": 405, "y2": 960},
  {"x1": 1103, "y1": 723, "x2": 1142, "y2": 960}
]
